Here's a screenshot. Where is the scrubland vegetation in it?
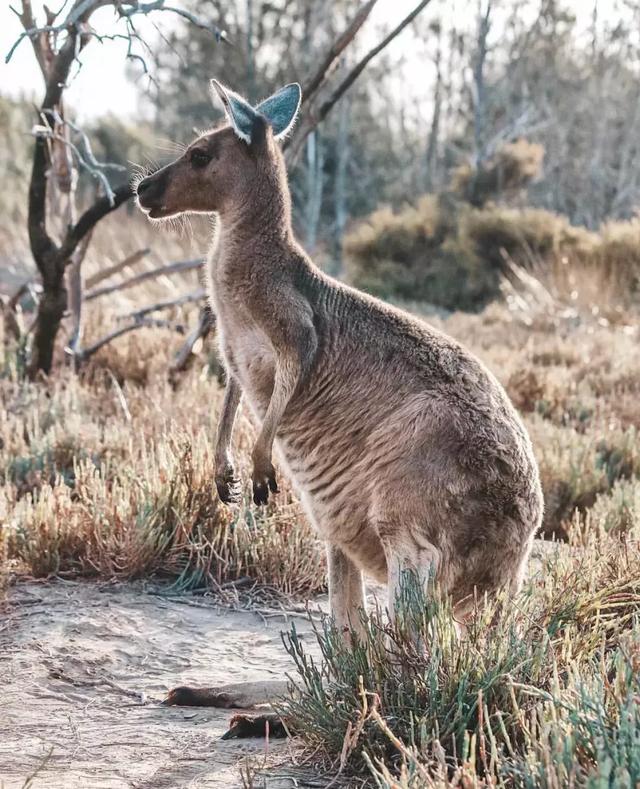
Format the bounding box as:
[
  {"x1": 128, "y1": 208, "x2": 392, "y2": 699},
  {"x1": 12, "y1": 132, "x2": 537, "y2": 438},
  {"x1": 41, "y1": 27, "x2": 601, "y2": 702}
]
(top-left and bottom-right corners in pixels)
[
  {"x1": 2, "y1": 195, "x2": 639, "y2": 784},
  {"x1": 2, "y1": 0, "x2": 640, "y2": 785}
]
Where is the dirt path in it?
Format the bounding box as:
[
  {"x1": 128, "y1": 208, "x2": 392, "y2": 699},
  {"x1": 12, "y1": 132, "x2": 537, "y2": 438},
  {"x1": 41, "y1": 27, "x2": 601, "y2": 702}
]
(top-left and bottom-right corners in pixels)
[{"x1": 0, "y1": 580, "x2": 326, "y2": 789}]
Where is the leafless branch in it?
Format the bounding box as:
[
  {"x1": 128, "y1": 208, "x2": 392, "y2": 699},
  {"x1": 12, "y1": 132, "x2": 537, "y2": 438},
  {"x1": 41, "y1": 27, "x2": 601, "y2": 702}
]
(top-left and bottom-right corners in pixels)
[
  {"x1": 117, "y1": 289, "x2": 206, "y2": 322},
  {"x1": 286, "y1": 0, "x2": 435, "y2": 164},
  {"x1": 31, "y1": 122, "x2": 123, "y2": 205},
  {"x1": 69, "y1": 316, "x2": 186, "y2": 362},
  {"x1": 85, "y1": 248, "x2": 151, "y2": 290},
  {"x1": 169, "y1": 306, "x2": 215, "y2": 376},
  {"x1": 6, "y1": 0, "x2": 226, "y2": 64},
  {"x1": 66, "y1": 228, "x2": 92, "y2": 357},
  {"x1": 299, "y1": 0, "x2": 379, "y2": 109},
  {"x1": 58, "y1": 183, "x2": 135, "y2": 263},
  {"x1": 84, "y1": 258, "x2": 204, "y2": 301}
]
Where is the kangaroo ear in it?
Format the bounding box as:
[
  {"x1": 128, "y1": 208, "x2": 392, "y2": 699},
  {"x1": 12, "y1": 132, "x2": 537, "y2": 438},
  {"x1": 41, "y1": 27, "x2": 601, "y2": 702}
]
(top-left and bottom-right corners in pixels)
[
  {"x1": 255, "y1": 83, "x2": 302, "y2": 140},
  {"x1": 210, "y1": 79, "x2": 259, "y2": 144}
]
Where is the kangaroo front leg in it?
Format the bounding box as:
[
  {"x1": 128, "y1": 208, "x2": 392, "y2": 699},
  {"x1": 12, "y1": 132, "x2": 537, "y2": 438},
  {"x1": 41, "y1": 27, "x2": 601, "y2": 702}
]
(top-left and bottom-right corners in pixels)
[
  {"x1": 327, "y1": 544, "x2": 367, "y2": 645},
  {"x1": 251, "y1": 322, "x2": 317, "y2": 505},
  {"x1": 215, "y1": 376, "x2": 242, "y2": 504}
]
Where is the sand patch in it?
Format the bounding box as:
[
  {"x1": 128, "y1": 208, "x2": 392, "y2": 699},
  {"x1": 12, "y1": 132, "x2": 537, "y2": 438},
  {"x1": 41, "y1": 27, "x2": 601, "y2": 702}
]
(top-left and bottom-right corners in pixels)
[
  {"x1": 0, "y1": 541, "x2": 560, "y2": 787},
  {"x1": 0, "y1": 580, "x2": 325, "y2": 788}
]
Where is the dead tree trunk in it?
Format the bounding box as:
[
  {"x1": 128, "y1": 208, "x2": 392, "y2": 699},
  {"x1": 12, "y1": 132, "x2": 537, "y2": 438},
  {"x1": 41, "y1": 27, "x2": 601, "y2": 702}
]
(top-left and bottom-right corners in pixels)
[
  {"x1": 10, "y1": 0, "x2": 223, "y2": 377},
  {"x1": 15, "y1": 0, "x2": 135, "y2": 377}
]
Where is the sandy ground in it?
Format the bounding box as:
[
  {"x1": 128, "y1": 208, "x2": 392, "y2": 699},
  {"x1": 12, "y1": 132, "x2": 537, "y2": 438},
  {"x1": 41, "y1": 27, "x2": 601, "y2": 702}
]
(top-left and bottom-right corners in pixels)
[
  {"x1": 0, "y1": 542, "x2": 559, "y2": 788},
  {"x1": 0, "y1": 580, "x2": 329, "y2": 789}
]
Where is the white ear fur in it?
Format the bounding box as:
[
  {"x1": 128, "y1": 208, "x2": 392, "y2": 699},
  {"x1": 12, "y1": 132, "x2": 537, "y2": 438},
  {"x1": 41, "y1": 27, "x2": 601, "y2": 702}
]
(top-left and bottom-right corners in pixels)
[
  {"x1": 210, "y1": 79, "x2": 256, "y2": 144},
  {"x1": 255, "y1": 83, "x2": 302, "y2": 140}
]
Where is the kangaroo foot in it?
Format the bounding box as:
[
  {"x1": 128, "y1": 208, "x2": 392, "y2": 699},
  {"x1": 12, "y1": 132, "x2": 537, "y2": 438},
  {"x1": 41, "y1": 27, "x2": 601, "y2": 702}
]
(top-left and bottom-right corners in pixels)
[
  {"x1": 161, "y1": 680, "x2": 291, "y2": 709},
  {"x1": 221, "y1": 712, "x2": 289, "y2": 740},
  {"x1": 251, "y1": 461, "x2": 278, "y2": 505},
  {"x1": 215, "y1": 465, "x2": 241, "y2": 504}
]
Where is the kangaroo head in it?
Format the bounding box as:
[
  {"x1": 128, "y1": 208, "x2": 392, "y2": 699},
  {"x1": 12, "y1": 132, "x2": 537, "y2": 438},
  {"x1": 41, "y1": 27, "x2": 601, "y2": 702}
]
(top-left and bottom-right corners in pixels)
[{"x1": 136, "y1": 81, "x2": 301, "y2": 220}]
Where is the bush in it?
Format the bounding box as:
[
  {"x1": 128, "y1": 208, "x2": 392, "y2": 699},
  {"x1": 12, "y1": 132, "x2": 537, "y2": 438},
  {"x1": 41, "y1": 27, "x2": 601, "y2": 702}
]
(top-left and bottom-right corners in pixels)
[
  {"x1": 451, "y1": 139, "x2": 545, "y2": 207},
  {"x1": 344, "y1": 197, "x2": 597, "y2": 312},
  {"x1": 281, "y1": 540, "x2": 640, "y2": 786},
  {"x1": 344, "y1": 195, "x2": 488, "y2": 310},
  {"x1": 593, "y1": 218, "x2": 640, "y2": 296}
]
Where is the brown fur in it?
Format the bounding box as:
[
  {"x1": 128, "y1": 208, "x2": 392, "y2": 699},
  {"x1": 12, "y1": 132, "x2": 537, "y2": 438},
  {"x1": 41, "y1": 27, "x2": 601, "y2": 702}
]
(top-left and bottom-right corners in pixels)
[{"x1": 137, "y1": 85, "x2": 544, "y2": 643}]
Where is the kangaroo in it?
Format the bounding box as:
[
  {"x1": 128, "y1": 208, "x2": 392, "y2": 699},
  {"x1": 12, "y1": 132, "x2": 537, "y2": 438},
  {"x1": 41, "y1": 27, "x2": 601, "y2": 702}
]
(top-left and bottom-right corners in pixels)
[{"x1": 137, "y1": 80, "x2": 543, "y2": 716}]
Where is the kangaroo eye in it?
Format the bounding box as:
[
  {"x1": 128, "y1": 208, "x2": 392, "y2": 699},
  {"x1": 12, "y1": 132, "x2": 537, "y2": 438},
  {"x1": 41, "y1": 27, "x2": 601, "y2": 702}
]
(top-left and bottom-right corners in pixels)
[{"x1": 190, "y1": 149, "x2": 212, "y2": 168}]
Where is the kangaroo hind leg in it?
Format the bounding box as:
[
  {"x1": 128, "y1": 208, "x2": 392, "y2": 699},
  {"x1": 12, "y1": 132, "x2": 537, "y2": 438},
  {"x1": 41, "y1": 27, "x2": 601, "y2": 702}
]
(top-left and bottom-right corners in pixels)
[
  {"x1": 378, "y1": 523, "x2": 441, "y2": 628},
  {"x1": 327, "y1": 543, "x2": 367, "y2": 645}
]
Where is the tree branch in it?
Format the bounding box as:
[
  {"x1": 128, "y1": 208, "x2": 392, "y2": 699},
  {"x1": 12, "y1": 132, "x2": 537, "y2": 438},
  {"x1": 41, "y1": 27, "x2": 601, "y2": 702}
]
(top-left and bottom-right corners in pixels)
[
  {"x1": 59, "y1": 183, "x2": 135, "y2": 262},
  {"x1": 299, "y1": 0, "x2": 379, "y2": 110},
  {"x1": 116, "y1": 289, "x2": 206, "y2": 322},
  {"x1": 85, "y1": 247, "x2": 150, "y2": 289},
  {"x1": 287, "y1": 0, "x2": 434, "y2": 164},
  {"x1": 70, "y1": 316, "x2": 187, "y2": 363},
  {"x1": 84, "y1": 257, "x2": 204, "y2": 301},
  {"x1": 169, "y1": 306, "x2": 215, "y2": 377}
]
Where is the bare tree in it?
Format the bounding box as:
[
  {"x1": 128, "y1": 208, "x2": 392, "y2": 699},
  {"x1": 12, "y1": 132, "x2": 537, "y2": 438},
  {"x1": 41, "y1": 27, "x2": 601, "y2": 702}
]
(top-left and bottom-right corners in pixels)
[
  {"x1": 7, "y1": 0, "x2": 223, "y2": 377},
  {"x1": 8, "y1": 0, "x2": 437, "y2": 378}
]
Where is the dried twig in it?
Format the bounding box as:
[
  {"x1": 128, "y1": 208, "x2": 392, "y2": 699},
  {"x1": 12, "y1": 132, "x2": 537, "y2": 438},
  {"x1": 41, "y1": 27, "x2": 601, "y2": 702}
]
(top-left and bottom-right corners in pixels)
[
  {"x1": 117, "y1": 288, "x2": 206, "y2": 322},
  {"x1": 85, "y1": 248, "x2": 150, "y2": 289},
  {"x1": 84, "y1": 258, "x2": 203, "y2": 301}
]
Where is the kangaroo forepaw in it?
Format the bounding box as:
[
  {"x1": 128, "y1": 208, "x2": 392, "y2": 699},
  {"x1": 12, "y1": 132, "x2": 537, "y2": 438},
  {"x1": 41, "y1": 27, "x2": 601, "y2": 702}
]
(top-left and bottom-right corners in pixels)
[
  {"x1": 252, "y1": 466, "x2": 278, "y2": 506},
  {"x1": 215, "y1": 465, "x2": 241, "y2": 505}
]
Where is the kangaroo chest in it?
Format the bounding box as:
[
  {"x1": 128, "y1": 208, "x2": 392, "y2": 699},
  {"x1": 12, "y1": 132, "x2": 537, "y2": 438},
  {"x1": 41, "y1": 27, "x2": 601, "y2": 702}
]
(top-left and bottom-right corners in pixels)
[{"x1": 211, "y1": 285, "x2": 276, "y2": 416}]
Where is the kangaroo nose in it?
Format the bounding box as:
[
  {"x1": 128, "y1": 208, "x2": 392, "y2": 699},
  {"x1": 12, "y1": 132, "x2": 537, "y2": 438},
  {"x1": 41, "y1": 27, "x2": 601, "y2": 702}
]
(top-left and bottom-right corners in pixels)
[{"x1": 137, "y1": 177, "x2": 153, "y2": 196}]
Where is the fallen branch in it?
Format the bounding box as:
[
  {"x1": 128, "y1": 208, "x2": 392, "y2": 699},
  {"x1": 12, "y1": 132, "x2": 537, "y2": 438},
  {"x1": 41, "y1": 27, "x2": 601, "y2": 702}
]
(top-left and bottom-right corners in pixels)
[
  {"x1": 117, "y1": 288, "x2": 206, "y2": 322},
  {"x1": 169, "y1": 305, "x2": 215, "y2": 377},
  {"x1": 48, "y1": 665, "x2": 146, "y2": 703},
  {"x1": 69, "y1": 317, "x2": 186, "y2": 363},
  {"x1": 85, "y1": 247, "x2": 150, "y2": 289},
  {"x1": 84, "y1": 257, "x2": 204, "y2": 301}
]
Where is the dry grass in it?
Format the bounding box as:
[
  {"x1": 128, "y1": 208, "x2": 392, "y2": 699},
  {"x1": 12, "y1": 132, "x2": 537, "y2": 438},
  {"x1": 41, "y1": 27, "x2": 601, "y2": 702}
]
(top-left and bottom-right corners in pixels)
[
  {"x1": 2, "y1": 218, "x2": 639, "y2": 586},
  {"x1": 1, "y1": 161, "x2": 639, "y2": 786},
  {"x1": 1, "y1": 351, "x2": 326, "y2": 596}
]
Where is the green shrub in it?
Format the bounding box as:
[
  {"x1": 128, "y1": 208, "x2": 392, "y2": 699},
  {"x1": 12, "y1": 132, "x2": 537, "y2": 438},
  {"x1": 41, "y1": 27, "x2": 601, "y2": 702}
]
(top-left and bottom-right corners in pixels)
[{"x1": 281, "y1": 540, "x2": 640, "y2": 786}]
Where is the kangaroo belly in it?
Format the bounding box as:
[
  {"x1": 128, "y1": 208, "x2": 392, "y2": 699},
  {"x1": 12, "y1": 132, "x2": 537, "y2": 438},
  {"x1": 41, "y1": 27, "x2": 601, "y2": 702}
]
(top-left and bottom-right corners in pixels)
[
  {"x1": 274, "y1": 385, "x2": 391, "y2": 582},
  {"x1": 277, "y1": 436, "x2": 388, "y2": 583}
]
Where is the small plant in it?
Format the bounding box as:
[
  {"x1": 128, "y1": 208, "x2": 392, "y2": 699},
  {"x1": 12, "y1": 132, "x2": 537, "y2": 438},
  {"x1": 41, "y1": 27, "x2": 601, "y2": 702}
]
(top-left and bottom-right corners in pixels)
[{"x1": 280, "y1": 537, "x2": 640, "y2": 785}]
